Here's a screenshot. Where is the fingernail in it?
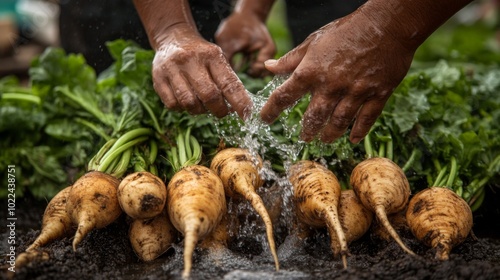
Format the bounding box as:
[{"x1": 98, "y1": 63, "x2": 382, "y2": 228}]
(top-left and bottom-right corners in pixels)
[
  {"x1": 264, "y1": 59, "x2": 277, "y2": 67},
  {"x1": 350, "y1": 137, "x2": 362, "y2": 144}
]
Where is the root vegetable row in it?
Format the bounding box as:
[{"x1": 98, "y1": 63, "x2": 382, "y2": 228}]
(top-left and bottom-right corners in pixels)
[{"x1": 21, "y1": 150, "x2": 474, "y2": 278}]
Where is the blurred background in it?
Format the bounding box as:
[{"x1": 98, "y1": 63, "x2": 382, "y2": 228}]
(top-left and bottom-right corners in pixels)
[{"x1": 0, "y1": 0, "x2": 499, "y2": 83}]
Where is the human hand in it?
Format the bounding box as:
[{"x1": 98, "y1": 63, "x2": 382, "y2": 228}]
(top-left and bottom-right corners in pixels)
[
  {"x1": 152, "y1": 24, "x2": 252, "y2": 119},
  {"x1": 215, "y1": 11, "x2": 276, "y2": 77},
  {"x1": 260, "y1": 11, "x2": 415, "y2": 143}
]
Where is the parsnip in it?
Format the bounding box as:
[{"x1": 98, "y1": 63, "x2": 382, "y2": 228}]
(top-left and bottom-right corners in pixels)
[
  {"x1": 332, "y1": 189, "x2": 374, "y2": 255},
  {"x1": 289, "y1": 160, "x2": 349, "y2": 268},
  {"x1": 406, "y1": 187, "x2": 473, "y2": 260},
  {"x1": 350, "y1": 157, "x2": 416, "y2": 255},
  {"x1": 26, "y1": 186, "x2": 74, "y2": 251},
  {"x1": 129, "y1": 208, "x2": 177, "y2": 261},
  {"x1": 66, "y1": 171, "x2": 122, "y2": 250},
  {"x1": 167, "y1": 165, "x2": 226, "y2": 278},
  {"x1": 210, "y1": 147, "x2": 279, "y2": 270},
  {"x1": 118, "y1": 171, "x2": 167, "y2": 220}
]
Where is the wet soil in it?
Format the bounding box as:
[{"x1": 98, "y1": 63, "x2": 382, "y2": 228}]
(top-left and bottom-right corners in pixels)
[{"x1": 1, "y1": 186, "x2": 499, "y2": 280}]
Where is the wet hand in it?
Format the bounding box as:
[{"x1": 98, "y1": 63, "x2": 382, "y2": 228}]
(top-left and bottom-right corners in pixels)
[
  {"x1": 152, "y1": 26, "x2": 252, "y2": 119},
  {"x1": 260, "y1": 12, "x2": 415, "y2": 143},
  {"x1": 215, "y1": 11, "x2": 276, "y2": 77}
]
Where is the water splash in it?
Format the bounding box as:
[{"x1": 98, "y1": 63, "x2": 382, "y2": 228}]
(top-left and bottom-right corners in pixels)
[{"x1": 214, "y1": 74, "x2": 305, "y2": 179}]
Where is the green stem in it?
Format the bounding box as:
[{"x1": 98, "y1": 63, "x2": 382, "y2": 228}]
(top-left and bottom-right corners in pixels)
[
  {"x1": 138, "y1": 98, "x2": 162, "y2": 134},
  {"x1": 433, "y1": 166, "x2": 448, "y2": 187},
  {"x1": 487, "y1": 154, "x2": 500, "y2": 175},
  {"x1": 149, "y1": 165, "x2": 158, "y2": 176},
  {"x1": 445, "y1": 156, "x2": 458, "y2": 188},
  {"x1": 433, "y1": 159, "x2": 442, "y2": 172},
  {"x1": 185, "y1": 127, "x2": 193, "y2": 159},
  {"x1": 101, "y1": 128, "x2": 153, "y2": 164},
  {"x1": 110, "y1": 148, "x2": 132, "y2": 178},
  {"x1": 56, "y1": 86, "x2": 114, "y2": 127},
  {"x1": 301, "y1": 146, "x2": 310, "y2": 161},
  {"x1": 177, "y1": 132, "x2": 187, "y2": 167},
  {"x1": 378, "y1": 144, "x2": 386, "y2": 159},
  {"x1": 386, "y1": 137, "x2": 393, "y2": 161},
  {"x1": 169, "y1": 147, "x2": 180, "y2": 172},
  {"x1": 469, "y1": 187, "x2": 486, "y2": 212},
  {"x1": 148, "y1": 139, "x2": 158, "y2": 165},
  {"x1": 88, "y1": 138, "x2": 117, "y2": 170},
  {"x1": 186, "y1": 135, "x2": 202, "y2": 166},
  {"x1": 402, "y1": 149, "x2": 418, "y2": 172},
  {"x1": 132, "y1": 146, "x2": 148, "y2": 173},
  {"x1": 168, "y1": 128, "x2": 202, "y2": 173},
  {"x1": 363, "y1": 132, "x2": 375, "y2": 159},
  {"x1": 1, "y1": 93, "x2": 41, "y2": 105},
  {"x1": 98, "y1": 136, "x2": 149, "y2": 173},
  {"x1": 104, "y1": 154, "x2": 121, "y2": 175},
  {"x1": 74, "y1": 118, "x2": 111, "y2": 141}
]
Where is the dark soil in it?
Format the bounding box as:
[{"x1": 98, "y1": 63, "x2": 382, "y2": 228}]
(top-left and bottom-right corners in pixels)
[{"x1": 1, "y1": 186, "x2": 500, "y2": 280}]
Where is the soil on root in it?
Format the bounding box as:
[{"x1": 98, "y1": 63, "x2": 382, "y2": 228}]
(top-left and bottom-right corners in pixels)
[{"x1": 1, "y1": 189, "x2": 500, "y2": 280}]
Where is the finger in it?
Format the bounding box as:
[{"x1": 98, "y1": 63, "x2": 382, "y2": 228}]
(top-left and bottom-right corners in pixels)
[
  {"x1": 319, "y1": 95, "x2": 364, "y2": 143},
  {"x1": 260, "y1": 72, "x2": 310, "y2": 123},
  {"x1": 209, "y1": 61, "x2": 253, "y2": 119},
  {"x1": 349, "y1": 99, "x2": 387, "y2": 144},
  {"x1": 169, "y1": 72, "x2": 206, "y2": 115},
  {"x1": 249, "y1": 40, "x2": 276, "y2": 77},
  {"x1": 264, "y1": 40, "x2": 310, "y2": 74},
  {"x1": 152, "y1": 70, "x2": 180, "y2": 110},
  {"x1": 299, "y1": 90, "x2": 340, "y2": 142},
  {"x1": 185, "y1": 70, "x2": 229, "y2": 118}
]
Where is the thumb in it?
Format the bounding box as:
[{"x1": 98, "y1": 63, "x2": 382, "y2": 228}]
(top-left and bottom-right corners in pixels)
[{"x1": 264, "y1": 42, "x2": 309, "y2": 74}]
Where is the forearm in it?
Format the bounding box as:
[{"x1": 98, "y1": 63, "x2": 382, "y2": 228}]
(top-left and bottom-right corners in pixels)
[
  {"x1": 359, "y1": 0, "x2": 474, "y2": 50},
  {"x1": 133, "y1": 0, "x2": 198, "y2": 50},
  {"x1": 233, "y1": 0, "x2": 276, "y2": 21}
]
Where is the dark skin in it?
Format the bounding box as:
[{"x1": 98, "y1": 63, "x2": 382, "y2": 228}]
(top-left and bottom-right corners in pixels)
[
  {"x1": 215, "y1": 0, "x2": 276, "y2": 77},
  {"x1": 133, "y1": 0, "x2": 253, "y2": 119},
  {"x1": 260, "y1": 0, "x2": 474, "y2": 143},
  {"x1": 134, "y1": 0, "x2": 474, "y2": 143}
]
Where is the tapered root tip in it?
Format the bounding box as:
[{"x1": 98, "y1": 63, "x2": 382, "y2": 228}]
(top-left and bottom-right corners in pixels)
[
  {"x1": 182, "y1": 227, "x2": 199, "y2": 279},
  {"x1": 26, "y1": 243, "x2": 38, "y2": 252},
  {"x1": 72, "y1": 223, "x2": 92, "y2": 251},
  {"x1": 249, "y1": 193, "x2": 280, "y2": 271},
  {"x1": 341, "y1": 254, "x2": 348, "y2": 269},
  {"x1": 435, "y1": 243, "x2": 451, "y2": 261},
  {"x1": 375, "y1": 207, "x2": 416, "y2": 256}
]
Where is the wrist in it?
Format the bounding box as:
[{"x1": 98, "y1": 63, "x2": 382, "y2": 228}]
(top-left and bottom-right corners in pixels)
[
  {"x1": 133, "y1": 0, "x2": 200, "y2": 50},
  {"x1": 153, "y1": 23, "x2": 201, "y2": 51},
  {"x1": 358, "y1": 0, "x2": 473, "y2": 51},
  {"x1": 234, "y1": 0, "x2": 275, "y2": 22}
]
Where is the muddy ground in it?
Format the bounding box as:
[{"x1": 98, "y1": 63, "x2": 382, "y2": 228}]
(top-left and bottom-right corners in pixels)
[{"x1": 1, "y1": 185, "x2": 499, "y2": 280}]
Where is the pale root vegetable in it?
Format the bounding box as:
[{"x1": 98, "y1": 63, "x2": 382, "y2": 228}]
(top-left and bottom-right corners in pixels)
[
  {"x1": 26, "y1": 186, "x2": 74, "y2": 252},
  {"x1": 118, "y1": 171, "x2": 167, "y2": 220},
  {"x1": 406, "y1": 187, "x2": 473, "y2": 260},
  {"x1": 371, "y1": 210, "x2": 408, "y2": 242},
  {"x1": 129, "y1": 208, "x2": 178, "y2": 261},
  {"x1": 7, "y1": 251, "x2": 49, "y2": 279},
  {"x1": 210, "y1": 147, "x2": 279, "y2": 271},
  {"x1": 331, "y1": 189, "x2": 374, "y2": 256},
  {"x1": 66, "y1": 171, "x2": 122, "y2": 250},
  {"x1": 199, "y1": 214, "x2": 232, "y2": 257},
  {"x1": 289, "y1": 160, "x2": 349, "y2": 268},
  {"x1": 167, "y1": 165, "x2": 227, "y2": 279},
  {"x1": 350, "y1": 157, "x2": 415, "y2": 255}
]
